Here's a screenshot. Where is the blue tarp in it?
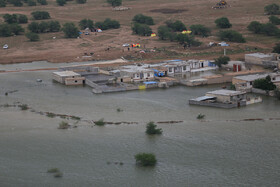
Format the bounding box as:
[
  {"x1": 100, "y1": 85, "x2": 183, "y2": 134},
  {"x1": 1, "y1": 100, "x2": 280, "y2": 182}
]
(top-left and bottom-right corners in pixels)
[{"x1": 143, "y1": 81, "x2": 158, "y2": 85}]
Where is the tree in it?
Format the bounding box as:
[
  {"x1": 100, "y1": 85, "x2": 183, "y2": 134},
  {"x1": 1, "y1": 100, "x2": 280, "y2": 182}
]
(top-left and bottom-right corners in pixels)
[
  {"x1": 95, "y1": 18, "x2": 120, "y2": 30},
  {"x1": 25, "y1": 32, "x2": 39, "y2": 41},
  {"x1": 269, "y1": 16, "x2": 280, "y2": 25},
  {"x1": 9, "y1": 23, "x2": 24, "y2": 35},
  {"x1": 135, "y1": 153, "x2": 157, "y2": 167},
  {"x1": 37, "y1": 0, "x2": 47, "y2": 5},
  {"x1": 260, "y1": 23, "x2": 279, "y2": 36},
  {"x1": 264, "y1": 4, "x2": 280, "y2": 15},
  {"x1": 31, "y1": 11, "x2": 50, "y2": 20},
  {"x1": 39, "y1": 22, "x2": 49, "y2": 33},
  {"x1": 214, "y1": 56, "x2": 230, "y2": 68},
  {"x1": 247, "y1": 21, "x2": 263, "y2": 34},
  {"x1": 79, "y1": 19, "x2": 94, "y2": 29},
  {"x1": 176, "y1": 33, "x2": 201, "y2": 46},
  {"x1": 215, "y1": 17, "x2": 232, "y2": 28},
  {"x1": 107, "y1": 0, "x2": 121, "y2": 7},
  {"x1": 145, "y1": 122, "x2": 162, "y2": 135},
  {"x1": 49, "y1": 21, "x2": 60, "y2": 32},
  {"x1": 0, "y1": 0, "x2": 7, "y2": 7},
  {"x1": 28, "y1": 22, "x2": 40, "y2": 33},
  {"x1": 253, "y1": 76, "x2": 276, "y2": 90},
  {"x1": 62, "y1": 22, "x2": 79, "y2": 38},
  {"x1": 133, "y1": 14, "x2": 154, "y2": 25},
  {"x1": 132, "y1": 23, "x2": 152, "y2": 36},
  {"x1": 10, "y1": 0, "x2": 23, "y2": 6},
  {"x1": 190, "y1": 24, "x2": 211, "y2": 37},
  {"x1": 56, "y1": 0, "x2": 66, "y2": 6},
  {"x1": 218, "y1": 30, "x2": 246, "y2": 43},
  {"x1": 157, "y1": 25, "x2": 171, "y2": 40},
  {"x1": 27, "y1": 0, "x2": 36, "y2": 6},
  {"x1": 18, "y1": 14, "x2": 28, "y2": 24},
  {"x1": 0, "y1": 24, "x2": 13, "y2": 37},
  {"x1": 165, "y1": 20, "x2": 186, "y2": 31},
  {"x1": 3, "y1": 14, "x2": 18, "y2": 24},
  {"x1": 76, "y1": 0, "x2": 86, "y2": 4}
]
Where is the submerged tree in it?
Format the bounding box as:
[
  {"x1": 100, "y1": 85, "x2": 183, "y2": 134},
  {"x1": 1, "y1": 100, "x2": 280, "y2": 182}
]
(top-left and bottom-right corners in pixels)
[{"x1": 145, "y1": 121, "x2": 162, "y2": 135}]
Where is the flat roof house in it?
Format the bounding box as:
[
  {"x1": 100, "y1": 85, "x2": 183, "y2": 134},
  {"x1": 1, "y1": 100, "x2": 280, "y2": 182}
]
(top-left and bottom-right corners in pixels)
[
  {"x1": 52, "y1": 71, "x2": 85, "y2": 85},
  {"x1": 206, "y1": 89, "x2": 247, "y2": 103}
]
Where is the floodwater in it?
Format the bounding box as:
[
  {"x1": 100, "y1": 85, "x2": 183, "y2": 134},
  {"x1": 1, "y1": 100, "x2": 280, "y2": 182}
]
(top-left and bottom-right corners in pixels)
[{"x1": 0, "y1": 62, "x2": 280, "y2": 186}]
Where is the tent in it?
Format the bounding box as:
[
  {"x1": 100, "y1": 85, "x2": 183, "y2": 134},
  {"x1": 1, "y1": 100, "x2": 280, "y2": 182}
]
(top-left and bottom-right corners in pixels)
[
  {"x1": 151, "y1": 33, "x2": 156, "y2": 37},
  {"x1": 97, "y1": 29, "x2": 102, "y2": 32},
  {"x1": 182, "y1": 30, "x2": 192, "y2": 34}
]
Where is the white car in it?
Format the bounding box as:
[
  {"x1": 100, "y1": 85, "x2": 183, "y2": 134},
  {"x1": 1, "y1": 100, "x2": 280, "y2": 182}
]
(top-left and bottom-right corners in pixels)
[
  {"x1": 122, "y1": 43, "x2": 130, "y2": 47},
  {"x1": 3, "y1": 44, "x2": 8, "y2": 49}
]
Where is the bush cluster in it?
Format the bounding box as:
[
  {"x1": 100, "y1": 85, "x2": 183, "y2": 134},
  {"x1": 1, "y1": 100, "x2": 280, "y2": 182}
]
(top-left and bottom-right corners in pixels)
[
  {"x1": 95, "y1": 18, "x2": 120, "y2": 30},
  {"x1": 165, "y1": 20, "x2": 186, "y2": 32},
  {"x1": 1, "y1": 0, "x2": 47, "y2": 6},
  {"x1": 214, "y1": 56, "x2": 230, "y2": 68},
  {"x1": 269, "y1": 16, "x2": 280, "y2": 25},
  {"x1": 135, "y1": 153, "x2": 157, "y2": 167},
  {"x1": 132, "y1": 23, "x2": 152, "y2": 36},
  {"x1": 133, "y1": 14, "x2": 154, "y2": 25},
  {"x1": 3, "y1": 14, "x2": 28, "y2": 24},
  {"x1": 0, "y1": 23, "x2": 24, "y2": 37},
  {"x1": 190, "y1": 24, "x2": 211, "y2": 37},
  {"x1": 265, "y1": 4, "x2": 280, "y2": 15},
  {"x1": 248, "y1": 21, "x2": 280, "y2": 36},
  {"x1": 107, "y1": 0, "x2": 121, "y2": 7},
  {"x1": 145, "y1": 122, "x2": 162, "y2": 135},
  {"x1": 28, "y1": 21, "x2": 60, "y2": 33},
  {"x1": 25, "y1": 32, "x2": 40, "y2": 41},
  {"x1": 215, "y1": 17, "x2": 232, "y2": 28},
  {"x1": 253, "y1": 76, "x2": 276, "y2": 91},
  {"x1": 31, "y1": 11, "x2": 50, "y2": 20},
  {"x1": 62, "y1": 22, "x2": 79, "y2": 38},
  {"x1": 218, "y1": 30, "x2": 246, "y2": 43}
]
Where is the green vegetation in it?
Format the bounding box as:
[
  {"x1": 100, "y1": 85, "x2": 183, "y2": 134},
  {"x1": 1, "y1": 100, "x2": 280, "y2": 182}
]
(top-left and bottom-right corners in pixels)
[
  {"x1": 253, "y1": 75, "x2": 276, "y2": 91},
  {"x1": 18, "y1": 15, "x2": 28, "y2": 23},
  {"x1": 176, "y1": 33, "x2": 201, "y2": 46},
  {"x1": 3, "y1": 14, "x2": 28, "y2": 24},
  {"x1": 54, "y1": 172, "x2": 63, "y2": 178},
  {"x1": 76, "y1": 0, "x2": 86, "y2": 4},
  {"x1": 47, "y1": 112, "x2": 56, "y2": 118},
  {"x1": 190, "y1": 24, "x2": 211, "y2": 37},
  {"x1": 145, "y1": 121, "x2": 162, "y2": 135},
  {"x1": 116, "y1": 108, "x2": 123, "y2": 112},
  {"x1": 157, "y1": 25, "x2": 172, "y2": 40},
  {"x1": 19, "y1": 104, "x2": 28, "y2": 110},
  {"x1": 95, "y1": 118, "x2": 105, "y2": 126},
  {"x1": 0, "y1": 23, "x2": 24, "y2": 37},
  {"x1": 31, "y1": 11, "x2": 50, "y2": 20},
  {"x1": 269, "y1": 16, "x2": 280, "y2": 25},
  {"x1": 215, "y1": 17, "x2": 232, "y2": 28},
  {"x1": 37, "y1": 0, "x2": 47, "y2": 5},
  {"x1": 25, "y1": 32, "x2": 40, "y2": 41},
  {"x1": 56, "y1": 0, "x2": 66, "y2": 5},
  {"x1": 272, "y1": 43, "x2": 280, "y2": 53},
  {"x1": 71, "y1": 116, "x2": 81, "y2": 120},
  {"x1": 95, "y1": 18, "x2": 120, "y2": 30},
  {"x1": 135, "y1": 153, "x2": 157, "y2": 166},
  {"x1": 28, "y1": 21, "x2": 60, "y2": 33},
  {"x1": 197, "y1": 113, "x2": 205, "y2": 119},
  {"x1": 248, "y1": 21, "x2": 280, "y2": 36},
  {"x1": 79, "y1": 19, "x2": 94, "y2": 29},
  {"x1": 247, "y1": 21, "x2": 263, "y2": 34},
  {"x1": 107, "y1": 0, "x2": 121, "y2": 7},
  {"x1": 275, "y1": 88, "x2": 280, "y2": 100},
  {"x1": 0, "y1": 0, "x2": 7, "y2": 7},
  {"x1": 165, "y1": 20, "x2": 186, "y2": 32},
  {"x1": 27, "y1": 0, "x2": 36, "y2": 6},
  {"x1": 47, "y1": 168, "x2": 59, "y2": 173},
  {"x1": 214, "y1": 56, "x2": 230, "y2": 68},
  {"x1": 58, "y1": 121, "x2": 70, "y2": 129},
  {"x1": 264, "y1": 4, "x2": 280, "y2": 15},
  {"x1": 62, "y1": 22, "x2": 79, "y2": 38},
  {"x1": 133, "y1": 14, "x2": 154, "y2": 25},
  {"x1": 132, "y1": 23, "x2": 152, "y2": 36},
  {"x1": 218, "y1": 30, "x2": 246, "y2": 43}
]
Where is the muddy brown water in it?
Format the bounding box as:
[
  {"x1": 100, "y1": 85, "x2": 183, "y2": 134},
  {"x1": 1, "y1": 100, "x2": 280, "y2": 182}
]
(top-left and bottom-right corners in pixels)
[{"x1": 0, "y1": 62, "x2": 280, "y2": 186}]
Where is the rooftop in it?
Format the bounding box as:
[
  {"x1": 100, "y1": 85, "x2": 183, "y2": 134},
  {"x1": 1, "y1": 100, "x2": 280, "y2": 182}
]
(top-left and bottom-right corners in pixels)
[
  {"x1": 207, "y1": 89, "x2": 245, "y2": 96},
  {"x1": 53, "y1": 71, "x2": 80, "y2": 77},
  {"x1": 234, "y1": 74, "x2": 268, "y2": 81},
  {"x1": 246, "y1": 53, "x2": 274, "y2": 58}
]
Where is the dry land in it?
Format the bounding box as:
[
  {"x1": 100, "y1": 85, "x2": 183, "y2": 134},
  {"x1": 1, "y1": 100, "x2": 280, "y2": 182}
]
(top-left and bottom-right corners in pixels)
[{"x1": 0, "y1": 0, "x2": 279, "y2": 64}]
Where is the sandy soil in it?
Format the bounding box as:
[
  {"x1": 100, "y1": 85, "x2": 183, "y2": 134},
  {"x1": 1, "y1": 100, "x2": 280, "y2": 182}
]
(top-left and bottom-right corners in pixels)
[{"x1": 0, "y1": 0, "x2": 278, "y2": 64}]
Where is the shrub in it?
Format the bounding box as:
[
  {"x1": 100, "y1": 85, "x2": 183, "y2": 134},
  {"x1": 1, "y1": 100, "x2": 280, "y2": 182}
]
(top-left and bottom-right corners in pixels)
[
  {"x1": 95, "y1": 18, "x2": 120, "y2": 30},
  {"x1": 145, "y1": 121, "x2": 162, "y2": 135},
  {"x1": 47, "y1": 112, "x2": 56, "y2": 118},
  {"x1": 62, "y1": 22, "x2": 79, "y2": 38},
  {"x1": 107, "y1": 0, "x2": 121, "y2": 7},
  {"x1": 273, "y1": 43, "x2": 280, "y2": 53},
  {"x1": 47, "y1": 168, "x2": 59, "y2": 173},
  {"x1": 76, "y1": 0, "x2": 86, "y2": 4},
  {"x1": 264, "y1": 4, "x2": 280, "y2": 15},
  {"x1": 0, "y1": 24, "x2": 13, "y2": 37},
  {"x1": 94, "y1": 118, "x2": 105, "y2": 126},
  {"x1": 28, "y1": 22, "x2": 40, "y2": 33},
  {"x1": 132, "y1": 23, "x2": 152, "y2": 36},
  {"x1": 190, "y1": 24, "x2": 211, "y2": 37},
  {"x1": 54, "y1": 172, "x2": 63, "y2": 178},
  {"x1": 218, "y1": 30, "x2": 246, "y2": 43},
  {"x1": 215, "y1": 17, "x2": 232, "y2": 28},
  {"x1": 165, "y1": 20, "x2": 186, "y2": 32},
  {"x1": 176, "y1": 33, "x2": 201, "y2": 46},
  {"x1": 247, "y1": 21, "x2": 263, "y2": 34},
  {"x1": 37, "y1": 0, "x2": 47, "y2": 5},
  {"x1": 49, "y1": 21, "x2": 61, "y2": 32},
  {"x1": 157, "y1": 25, "x2": 172, "y2": 40},
  {"x1": 269, "y1": 16, "x2": 280, "y2": 25},
  {"x1": 18, "y1": 15, "x2": 28, "y2": 24},
  {"x1": 79, "y1": 19, "x2": 94, "y2": 29},
  {"x1": 253, "y1": 76, "x2": 276, "y2": 91},
  {"x1": 214, "y1": 56, "x2": 230, "y2": 68},
  {"x1": 10, "y1": 0, "x2": 23, "y2": 6},
  {"x1": 27, "y1": 0, "x2": 36, "y2": 6},
  {"x1": 31, "y1": 11, "x2": 50, "y2": 20},
  {"x1": 58, "y1": 121, "x2": 70, "y2": 129},
  {"x1": 39, "y1": 21, "x2": 49, "y2": 33},
  {"x1": 197, "y1": 113, "x2": 205, "y2": 119},
  {"x1": 3, "y1": 14, "x2": 18, "y2": 24},
  {"x1": 9, "y1": 23, "x2": 24, "y2": 35},
  {"x1": 135, "y1": 153, "x2": 157, "y2": 167},
  {"x1": 133, "y1": 14, "x2": 154, "y2": 25},
  {"x1": 19, "y1": 104, "x2": 28, "y2": 110},
  {"x1": 116, "y1": 108, "x2": 123, "y2": 112},
  {"x1": 0, "y1": 0, "x2": 7, "y2": 7},
  {"x1": 25, "y1": 32, "x2": 40, "y2": 41},
  {"x1": 56, "y1": 0, "x2": 66, "y2": 5},
  {"x1": 260, "y1": 23, "x2": 279, "y2": 36}
]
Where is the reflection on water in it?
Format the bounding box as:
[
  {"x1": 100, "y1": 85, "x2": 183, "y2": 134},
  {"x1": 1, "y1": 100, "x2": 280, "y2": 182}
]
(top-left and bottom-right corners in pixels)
[{"x1": 0, "y1": 66, "x2": 280, "y2": 186}]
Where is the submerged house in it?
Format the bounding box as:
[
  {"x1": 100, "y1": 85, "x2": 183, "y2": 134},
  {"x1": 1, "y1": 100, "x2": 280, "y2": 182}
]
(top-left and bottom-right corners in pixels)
[
  {"x1": 189, "y1": 89, "x2": 262, "y2": 108},
  {"x1": 119, "y1": 65, "x2": 155, "y2": 83},
  {"x1": 52, "y1": 71, "x2": 85, "y2": 85}
]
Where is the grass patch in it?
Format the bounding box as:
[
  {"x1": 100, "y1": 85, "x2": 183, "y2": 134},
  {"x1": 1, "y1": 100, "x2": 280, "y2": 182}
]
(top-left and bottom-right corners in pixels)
[{"x1": 58, "y1": 121, "x2": 70, "y2": 129}]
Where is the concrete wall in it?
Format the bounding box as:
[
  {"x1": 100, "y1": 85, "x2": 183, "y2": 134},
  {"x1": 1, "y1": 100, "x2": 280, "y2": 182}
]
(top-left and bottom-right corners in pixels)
[
  {"x1": 65, "y1": 77, "x2": 85, "y2": 85},
  {"x1": 52, "y1": 73, "x2": 64, "y2": 83},
  {"x1": 189, "y1": 100, "x2": 246, "y2": 108}
]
